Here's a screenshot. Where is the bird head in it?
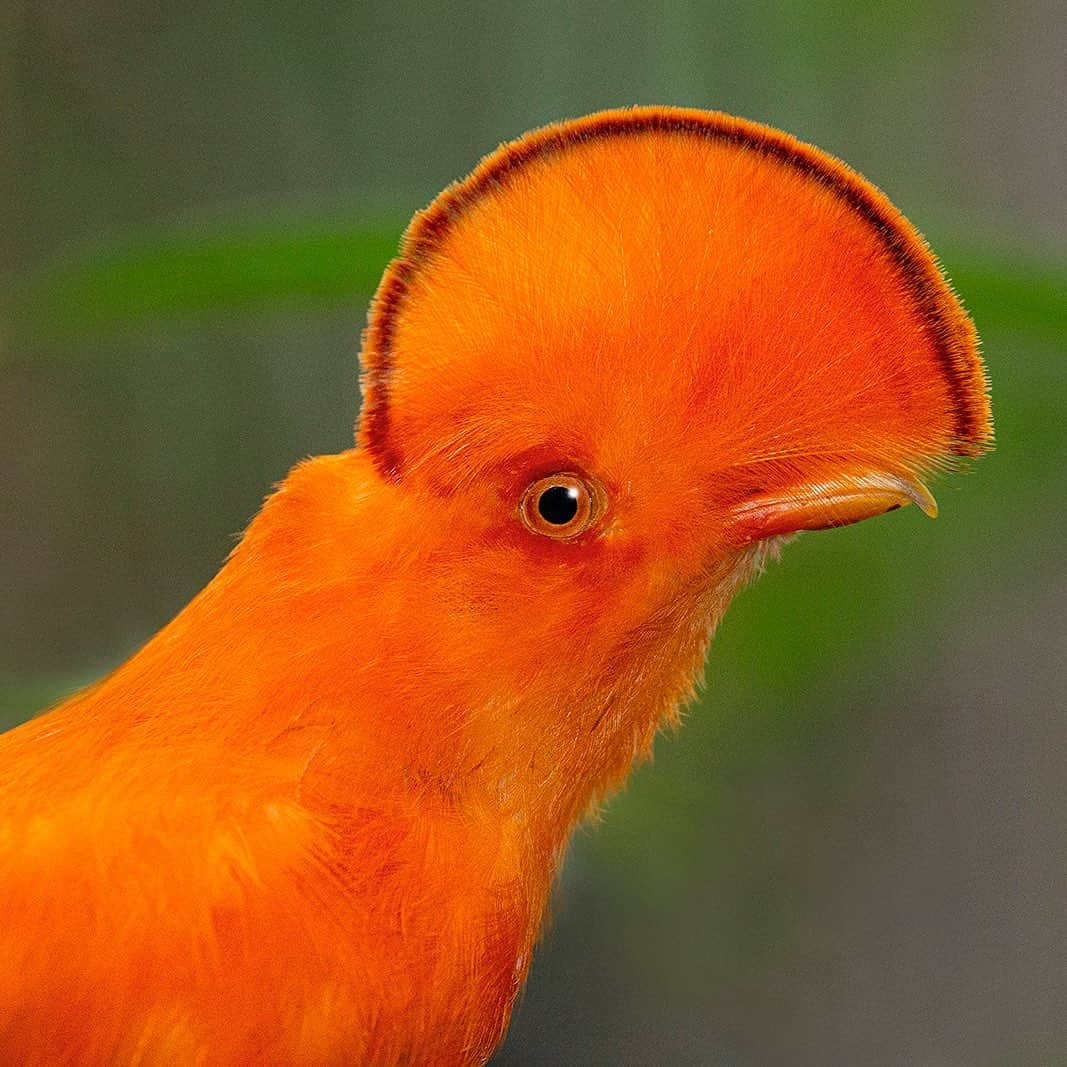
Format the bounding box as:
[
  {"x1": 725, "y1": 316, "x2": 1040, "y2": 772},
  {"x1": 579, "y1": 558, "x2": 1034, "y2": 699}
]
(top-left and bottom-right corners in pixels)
[{"x1": 285, "y1": 108, "x2": 990, "y2": 819}]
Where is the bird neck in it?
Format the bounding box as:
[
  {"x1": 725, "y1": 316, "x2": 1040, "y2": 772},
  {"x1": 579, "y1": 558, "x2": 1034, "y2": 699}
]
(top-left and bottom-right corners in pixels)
[{"x1": 77, "y1": 450, "x2": 726, "y2": 874}]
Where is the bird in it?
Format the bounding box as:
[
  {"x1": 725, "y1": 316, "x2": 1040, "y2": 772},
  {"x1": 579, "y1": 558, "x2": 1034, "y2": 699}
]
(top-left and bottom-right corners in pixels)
[{"x1": 1, "y1": 106, "x2": 990, "y2": 1065}]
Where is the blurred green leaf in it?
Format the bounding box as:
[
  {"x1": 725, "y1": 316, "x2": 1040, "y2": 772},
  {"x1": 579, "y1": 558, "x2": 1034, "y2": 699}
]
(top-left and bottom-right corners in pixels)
[
  {"x1": 7, "y1": 219, "x2": 406, "y2": 346},
  {"x1": 4, "y1": 216, "x2": 1064, "y2": 350},
  {"x1": 944, "y1": 250, "x2": 1067, "y2": 345}
]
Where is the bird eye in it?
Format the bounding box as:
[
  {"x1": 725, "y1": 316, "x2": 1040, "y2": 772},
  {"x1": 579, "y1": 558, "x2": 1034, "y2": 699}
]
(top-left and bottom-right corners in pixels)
[{"x1": 519, "y1": 473, "x2": 600, "y2": 540}]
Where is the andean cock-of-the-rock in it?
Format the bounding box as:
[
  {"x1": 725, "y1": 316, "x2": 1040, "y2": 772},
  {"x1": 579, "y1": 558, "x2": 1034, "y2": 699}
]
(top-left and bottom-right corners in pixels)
[{"x1": 1, "y1": 107, "x2": 990, "y2": 1065}]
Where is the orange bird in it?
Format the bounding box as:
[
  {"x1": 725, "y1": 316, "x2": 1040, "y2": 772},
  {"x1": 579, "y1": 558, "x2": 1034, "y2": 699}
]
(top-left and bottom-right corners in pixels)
[{"x1": 1, "y1": 107, "x2": 990, "y2": 1065}]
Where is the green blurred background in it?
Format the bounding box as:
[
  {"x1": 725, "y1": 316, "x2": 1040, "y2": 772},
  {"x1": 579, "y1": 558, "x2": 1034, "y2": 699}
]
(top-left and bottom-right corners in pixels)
[{"x1": 3, "y1": 4, "x2": 1065, "y2": 1064}]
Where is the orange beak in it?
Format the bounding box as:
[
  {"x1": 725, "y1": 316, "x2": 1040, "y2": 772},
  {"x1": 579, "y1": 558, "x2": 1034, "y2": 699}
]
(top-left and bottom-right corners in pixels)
[{"x1": 729, "y1": 470, "x2": 939, "y2": 541}]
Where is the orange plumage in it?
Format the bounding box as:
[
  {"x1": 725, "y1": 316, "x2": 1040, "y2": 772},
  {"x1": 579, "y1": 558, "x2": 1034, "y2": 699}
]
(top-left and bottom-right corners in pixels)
[{"x1": 1, "y1": 107, "x2": 990, "y2": 1065}]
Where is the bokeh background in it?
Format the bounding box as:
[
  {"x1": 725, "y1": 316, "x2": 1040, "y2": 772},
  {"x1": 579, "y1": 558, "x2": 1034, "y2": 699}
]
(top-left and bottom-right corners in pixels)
[{"x1": 4, "y1": 4, "x2": 1065, "y2": 1064}]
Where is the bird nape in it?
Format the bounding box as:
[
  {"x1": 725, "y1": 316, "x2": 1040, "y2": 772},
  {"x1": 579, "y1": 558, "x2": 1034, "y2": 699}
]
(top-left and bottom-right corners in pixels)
[{"x1": 2, "y1": 107, "x2": 990, "y2": 1065}]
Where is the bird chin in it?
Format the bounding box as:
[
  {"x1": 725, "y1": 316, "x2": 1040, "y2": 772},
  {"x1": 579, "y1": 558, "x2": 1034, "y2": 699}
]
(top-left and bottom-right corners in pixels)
[
  {"x1": 750, "y1": 532, "x2": 795, "y2": 569},
  {"x1": 690, "y1": 536, "x2": 792, "y2": 636},
  {"x1": 722, "y1": 534, "x2": 793, "y2": 585}
]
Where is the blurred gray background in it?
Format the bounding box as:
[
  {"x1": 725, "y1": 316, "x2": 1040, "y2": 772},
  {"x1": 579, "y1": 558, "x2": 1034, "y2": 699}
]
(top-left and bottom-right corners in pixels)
[{"x1": 3, "y1": 3, "x2": 1065, "y2": 1064}]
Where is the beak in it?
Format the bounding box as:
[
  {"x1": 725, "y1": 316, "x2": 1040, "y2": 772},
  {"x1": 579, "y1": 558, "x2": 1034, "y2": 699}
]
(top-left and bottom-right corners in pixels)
[{"x1": 728, "y1": 470, "x2": 938, "y2": 541}]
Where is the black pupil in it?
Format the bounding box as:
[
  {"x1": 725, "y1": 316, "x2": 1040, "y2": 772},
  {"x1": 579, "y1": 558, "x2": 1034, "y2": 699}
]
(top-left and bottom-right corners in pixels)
[{"x1": 537, "y1": 485, "x2": 580, "y2": 526}]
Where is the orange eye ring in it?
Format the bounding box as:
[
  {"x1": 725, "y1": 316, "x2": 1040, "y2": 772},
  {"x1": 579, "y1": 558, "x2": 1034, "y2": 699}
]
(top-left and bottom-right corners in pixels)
[{"x1": 519, "y1": 473, "x2": 602, "y2": 540}]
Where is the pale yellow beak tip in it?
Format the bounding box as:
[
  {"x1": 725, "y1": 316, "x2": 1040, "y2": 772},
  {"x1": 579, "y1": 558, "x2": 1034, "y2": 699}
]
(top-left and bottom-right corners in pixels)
[{"x1": 903, "y1": 478, "x2": 939, "y2": 519}]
